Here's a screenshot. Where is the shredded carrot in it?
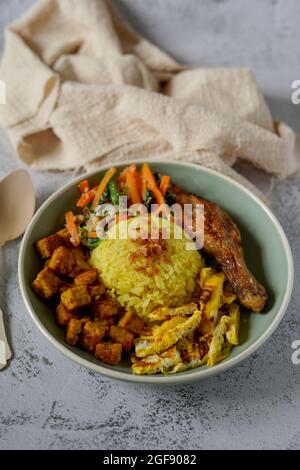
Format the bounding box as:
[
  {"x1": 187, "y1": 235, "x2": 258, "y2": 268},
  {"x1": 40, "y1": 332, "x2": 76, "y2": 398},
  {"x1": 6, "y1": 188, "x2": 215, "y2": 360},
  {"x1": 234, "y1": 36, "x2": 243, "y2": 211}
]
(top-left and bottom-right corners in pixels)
[
  {"x1": 141, "y1": 181, "x2": 147, "y2": 200},
  {"x1": 88, "y1": 231, "x2": 98, "y2": 239},
  {"x1": 130, "y1": 165, "x2": 141, "y2": 192},
  {"x1": 142, "y1": 163, "x2": 156, "y2": 189},
  {"x1": 117, "y1": 168, "x2": 129, "y2": 191},
  {"x1": 159, "y1": 175, "x2": 170, "y2": 197},
  {"x1": 65, "y1": 211, "x2": 80, "y2": 247},
  {"x1": 78, "y1": 179, "x2": 90, "y2": 194},
  {"x1": 126, "y1": 172, "x2": 142, "y2": 204},
  {"x1": 92, "y1": 167, "x2": 117, "y2": 210},
  {"x1": 142, "y1": 163, "x2": 165, "y2": 205},
  {"x1": 76, "y1": 187, "x2": 98, "y2": 208},
  {"x1": 76, "y1": 193, "x2": 90, "y2": 208},
  {"x1": 140, "y1": 167, "x2": 147, "y2": 201},
  {"x1": 126, "y1": 165, "x2": 142, "y2": 204},
  {"x1": 151, "y1": 186, "x2": 166, "y2": 205}
]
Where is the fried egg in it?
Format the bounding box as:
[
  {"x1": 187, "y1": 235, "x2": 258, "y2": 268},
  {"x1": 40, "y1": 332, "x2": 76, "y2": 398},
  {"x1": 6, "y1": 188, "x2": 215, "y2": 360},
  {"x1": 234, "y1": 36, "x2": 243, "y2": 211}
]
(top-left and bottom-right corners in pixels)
[
  {"x1": 147, "y1": 303, "x2": 197, "y2": 323},
  {"x1": 135, "y1": 309, "x2": 201, "y2": 358},
  {"x1": 199, "y1": 269, "x2": 225, "y2": 335},
  {"x1": 131, "y1": 346, "x2": 183, "y2": 375},
  {"x1": 176, "y1": 337, "x2": 207, "y2": 371},
  {"x1": 225, "y1": 302, "x2": 240, "y2": 345},
  {"x1": 221, "y1": 283, "x2": 237, "y2": 306},
  {"x1": 206, "y1": 303, "x2": 240, "y2": 366}
]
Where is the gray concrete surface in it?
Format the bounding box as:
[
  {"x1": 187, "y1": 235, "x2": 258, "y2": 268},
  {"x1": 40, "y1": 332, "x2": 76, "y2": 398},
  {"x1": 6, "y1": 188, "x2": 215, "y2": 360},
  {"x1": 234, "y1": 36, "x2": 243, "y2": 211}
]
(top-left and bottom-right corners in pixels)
[{"x1": 0, "y1": 0, "x2": 300, "y2": 450}]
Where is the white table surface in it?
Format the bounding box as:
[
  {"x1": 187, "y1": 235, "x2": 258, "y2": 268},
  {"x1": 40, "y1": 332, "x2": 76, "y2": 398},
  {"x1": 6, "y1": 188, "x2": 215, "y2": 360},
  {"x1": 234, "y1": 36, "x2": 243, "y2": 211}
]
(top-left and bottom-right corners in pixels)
[{"x1": 0, "y1": 0, "x2": 300, "y2": 450}]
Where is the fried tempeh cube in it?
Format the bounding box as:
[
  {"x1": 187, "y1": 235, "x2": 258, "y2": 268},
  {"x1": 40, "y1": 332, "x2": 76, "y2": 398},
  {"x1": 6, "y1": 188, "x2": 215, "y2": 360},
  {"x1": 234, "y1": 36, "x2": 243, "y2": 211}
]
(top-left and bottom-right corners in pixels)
[
  {"x1": 95, "y1": 342, "x2": 123, "y2": 365},
  {"x1": 59, "y1": 281, "x2": 74, "y2": 295},
  {"x1": 57, "y1": 228, "x2": 72, "y2": 247},
  {"x1": 48, "y1": 246, "x2": 75, "y2": 277},
  {"x1": 92, "y1": 298, "x2": 118, "y2": 319},
  {"x1": 94, "y1": 317, "x2": 117, "y2": 336},
  {"x1": 80, "y1": 321, "x2": 106, "y2": 354},
  {"x1": 61, "y1": 286, "x2": 91, "y2": 311},
  {"x1": 88, "y1": 284, "x2": 106, "y2": 300},
  {"x1": 56, "y1": 303, "x2": 79, "y2": 328},
  {"x1": 109, "y1": 325, "x2": 134, "y2": 353},
  {"x1": 32, "y1": 267, "x2": 61, "y2": 299},
  {"x1": 118, "y1": 311, "x2": 144, "y2": 336},
  {"x1": 74, "y1": 269, "x2": 99, "y2": 286},
  {"x1": 69, "y1": 248, "x2": 91, "y2": 277},
  {"x1": 66, "y1": 319, "x2": 82, "y2": 346},
  {"x1": 35, "y1": 233, "x2": 65, "y2": 259},
  {"x1": 81, "y1": 316, "x2": 91, "y2": 326}
]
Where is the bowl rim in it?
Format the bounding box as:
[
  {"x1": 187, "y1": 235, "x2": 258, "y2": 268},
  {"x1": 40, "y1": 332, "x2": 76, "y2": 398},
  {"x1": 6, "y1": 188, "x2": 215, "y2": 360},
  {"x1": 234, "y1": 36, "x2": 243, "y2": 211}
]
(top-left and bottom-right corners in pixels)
[{"x1": 18, "y1": 159, "x2": 294, "y2": 384}]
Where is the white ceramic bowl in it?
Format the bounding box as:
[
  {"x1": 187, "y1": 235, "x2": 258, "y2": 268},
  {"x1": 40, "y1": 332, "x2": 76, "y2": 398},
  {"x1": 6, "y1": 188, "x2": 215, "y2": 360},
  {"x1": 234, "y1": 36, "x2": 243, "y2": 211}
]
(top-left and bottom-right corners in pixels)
[{"x1": 19, "y1": 161, "x2": 294, "y2": 383}]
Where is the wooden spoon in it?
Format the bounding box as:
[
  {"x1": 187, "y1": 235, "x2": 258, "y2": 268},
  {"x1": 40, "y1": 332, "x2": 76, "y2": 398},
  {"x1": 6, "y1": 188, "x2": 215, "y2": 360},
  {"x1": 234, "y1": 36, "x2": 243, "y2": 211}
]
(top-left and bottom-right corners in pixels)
[
  {"x1": 0, "y1": 308, "x2": 11, "y2": 369},
  {"x1": 0, "y1": 169, "x2": 35, "y2": 247},
  {"x1": 0, "y1": 169, "x2": 35, "y2": 369}
]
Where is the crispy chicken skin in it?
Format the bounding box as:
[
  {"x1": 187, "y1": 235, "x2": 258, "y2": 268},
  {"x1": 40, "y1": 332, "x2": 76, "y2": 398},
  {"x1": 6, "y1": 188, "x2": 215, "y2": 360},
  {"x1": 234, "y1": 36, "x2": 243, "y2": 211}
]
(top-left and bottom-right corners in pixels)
[{"x1": 173, "y1": 186, "x2": 267, "y2": 312}]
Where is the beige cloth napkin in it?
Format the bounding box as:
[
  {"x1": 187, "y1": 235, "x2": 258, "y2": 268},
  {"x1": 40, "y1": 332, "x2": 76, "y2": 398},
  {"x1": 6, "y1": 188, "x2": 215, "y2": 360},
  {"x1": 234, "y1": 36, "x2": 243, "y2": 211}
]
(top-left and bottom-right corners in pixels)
[{"x1": 0, "y1": 0, "x2": 299, "y2": 198}]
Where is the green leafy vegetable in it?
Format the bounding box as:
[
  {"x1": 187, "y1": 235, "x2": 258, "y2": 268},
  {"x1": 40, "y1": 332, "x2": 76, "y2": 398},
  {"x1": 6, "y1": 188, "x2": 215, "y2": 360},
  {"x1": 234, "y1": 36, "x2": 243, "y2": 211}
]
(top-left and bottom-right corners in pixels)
[
  {"x1": 154, "y1": 172, "x2": 162, "y2": 186},
  {"x1": 143, "y1": 188, "x2": 153, "y2": 208},
  {"x1": 166, "y1": 190, "x2": 176, "y2": 206},
  {"x1": 87, "y1": 238, "x2": 102, "y2": 249},
  {"x1": 99, "y1": 188, "x2": 109, "y2": 205},
  {"x1": 108, "y1": 177, "x2": 120, "y2": 206},
  {"x1": 78, "y1": 225, "x2": 88, "y2": 240}
]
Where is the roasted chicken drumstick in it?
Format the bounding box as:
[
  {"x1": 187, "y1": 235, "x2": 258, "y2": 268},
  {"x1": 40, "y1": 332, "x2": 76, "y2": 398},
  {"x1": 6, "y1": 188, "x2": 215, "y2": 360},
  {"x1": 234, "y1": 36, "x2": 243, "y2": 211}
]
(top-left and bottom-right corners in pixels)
[{"x1": 173, "y1": 186, "x2": 268, "y2": 312}]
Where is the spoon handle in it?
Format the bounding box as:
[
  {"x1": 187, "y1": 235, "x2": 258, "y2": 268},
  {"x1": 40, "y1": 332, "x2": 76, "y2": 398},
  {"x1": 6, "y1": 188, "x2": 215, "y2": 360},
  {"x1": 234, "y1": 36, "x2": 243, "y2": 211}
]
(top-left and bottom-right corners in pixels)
[{"x1": 0, "y1": 308, "x2": 11, "y2": 369}]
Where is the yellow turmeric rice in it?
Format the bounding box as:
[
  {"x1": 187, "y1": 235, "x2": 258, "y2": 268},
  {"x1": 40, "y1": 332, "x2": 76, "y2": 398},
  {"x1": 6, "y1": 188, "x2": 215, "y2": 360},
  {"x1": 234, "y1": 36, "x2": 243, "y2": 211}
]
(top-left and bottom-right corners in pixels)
[{"x1": 90, "y1": 217, "x2": 202, "y2": 318}]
